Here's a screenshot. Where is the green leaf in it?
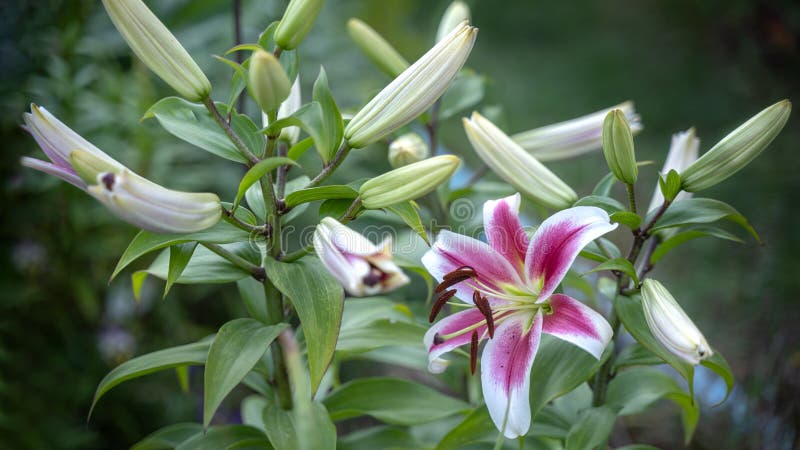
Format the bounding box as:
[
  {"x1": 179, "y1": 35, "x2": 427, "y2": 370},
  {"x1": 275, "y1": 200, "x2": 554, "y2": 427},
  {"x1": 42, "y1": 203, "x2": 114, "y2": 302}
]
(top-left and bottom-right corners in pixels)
[
  {"x1": 340, "y1": 426, "x2": 422, "y2": 450},
  {"x1": 616, "y1": 446, "x2": 660, "y2": 450},
  {"x1": 174, "y1": 425, "x2": 271, "y2": 450},
  {"x1": 203, "y1": 319, "x2": 288, "y2": 428},
  {"x1": 131, "y1": 270, "x2": 148, "y2": 303},
  {"x1": 659, "y1": 169, "x2": 682, "y2": 202},
  {"x1": 131, "y1": 423, "x2": 203, "y2": 450},
  {"x1": 287, "y1": 137, "x2": 315, "y2": 160},
  {"x1": 268, "y1": 102, "x2": 332, "y2": 163},
  {"x1": 611, "y1": 211, "x2": 642, "y2": 229},
  {"x1": 439, "y1": 70, "x2": 485, "y2": 120},
  {"x1": 701, "y1": 351, "x2": 735, "y2": 405},
  {"x1": 386, "y1": 201, "x2": 430, "y2": 245},
  {"x1": 237, "y1": 278, "x2": 269, "y2": 323},
  {"x1": 529, "y1": 335, "x2": 612, "y2": 418},
  {"x1": 435, "y1": 407, "x2": 495, "y2": 450},
  {"x1": 614, "y1": 295, "x2": 695, "y2": 385},
  {"x1": 284, "y1": 185, "x2": 359, "y2": 207},
  {"x1": 234, "y1": 157, "x2": 298, "y2": 210},
  {"x1": 573, "y1": 195, "x2": 626, "y2": 214},
  {"x1": 585, "y1": 257, "x2": 639, "y2": 285},
  {"x1": 337, "y1": 320, "x2": 425, "y2": 354},
  {"x1": 396, "y1": 260, "x2": 435, "y2": 304},
  {"x1": 592, "y1": 172, "x2": 617, "y2": 197},
  {"x1": 612, "y1": 343, "x2": 663, "y2": 372},
  {"x1": 580, "y1": 238, "x2": 621, "y2": 263},
  {"x1": 112, "y1": 222, "x2": 249, "y2": 280},
  {"x1": 564, "y1": 406, "x2": 616, "y2": 450},
  {"x1": 607, "y1": 367, "x2": 699, "y2": 444},
  {"x1": 264, "y1": 257, "x2": 344, "y2": 392},
  {"x1": 175, "y1": 365, "x2": 190, "y2": 393},
  {"x1": 145, "y1": 243, "x2": 258, "y2": 284},
  {"x1": 312, "y1": 67, "x2": 344, "y2": 162},
  {"x1": 165, "y1": 243, "x2": 197, "y2": 298},
  {"x1": 323, "y1": 377, "x2": 469, "y2": 425},
  {"x1": 650, "y1": 227, "x2": 743, "y2": 264},
  {"x1": 647, "y1": 198, "x2": 760, "y2": 243},
  {"x1": 90, "y1": 341, "x2": 210, "y2": 418}
]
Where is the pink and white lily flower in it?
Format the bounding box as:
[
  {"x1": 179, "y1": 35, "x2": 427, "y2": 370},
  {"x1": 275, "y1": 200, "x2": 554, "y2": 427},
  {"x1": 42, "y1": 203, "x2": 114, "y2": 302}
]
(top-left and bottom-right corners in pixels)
[{"x1": 422, "y1": 194, "x2": 616, "y2": 438}]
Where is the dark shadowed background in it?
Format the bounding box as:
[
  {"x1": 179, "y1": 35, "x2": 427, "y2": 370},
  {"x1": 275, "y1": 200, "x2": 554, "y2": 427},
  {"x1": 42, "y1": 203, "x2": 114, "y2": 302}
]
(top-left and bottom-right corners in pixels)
[{"x1": 0, "y1": 0, "x2": 797, "y2": 448}]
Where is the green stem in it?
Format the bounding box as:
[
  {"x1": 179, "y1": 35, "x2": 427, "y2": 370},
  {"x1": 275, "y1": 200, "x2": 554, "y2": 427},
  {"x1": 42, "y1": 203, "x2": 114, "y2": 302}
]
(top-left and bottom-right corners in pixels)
[
  {"x1": 625, "y1": 183, "x2": 637, "y2": 215},
  {"x1": 221, "y1": 207, "x2": 269, "y2": 235},
  {"x1": 264, "y1": 280, "x2": 292, "y2": 409},
  {"x1": 202, "y1": 243, "x2": 265, "y2": 281},
  {"x1": 306, "y1": 143, "x2": 351, "y2": 188},
  {"x1": 203, "y1": 96, "x2": 260, "y2": 165}
]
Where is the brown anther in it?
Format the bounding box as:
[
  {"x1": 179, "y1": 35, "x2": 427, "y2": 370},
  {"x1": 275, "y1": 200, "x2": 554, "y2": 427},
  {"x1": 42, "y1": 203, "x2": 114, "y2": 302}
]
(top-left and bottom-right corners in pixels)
[
  {"x1": 435, "y1": 266, "x2": 477, "y2": 294},
  {"x1": 470, "y1": 330, "x2": 479, "y2": 374},
  {"x1": 101, "y1": 173, "x2": 116, "y2": 190},
  {"x1": 433, "y1": 333, "x2": 444, "y2": 345},
  {"x1": 472, "y1": 292, "x2": 495, "y2": 338},
  {"x1": 429, "y1": 289, "x2": 457, "y2": 323}
]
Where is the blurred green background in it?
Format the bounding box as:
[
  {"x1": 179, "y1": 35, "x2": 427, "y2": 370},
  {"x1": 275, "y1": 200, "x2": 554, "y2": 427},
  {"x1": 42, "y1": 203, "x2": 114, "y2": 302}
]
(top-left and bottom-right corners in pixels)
[{"x1": 0, "y1": 0, "x2": 797, "y2": 448}]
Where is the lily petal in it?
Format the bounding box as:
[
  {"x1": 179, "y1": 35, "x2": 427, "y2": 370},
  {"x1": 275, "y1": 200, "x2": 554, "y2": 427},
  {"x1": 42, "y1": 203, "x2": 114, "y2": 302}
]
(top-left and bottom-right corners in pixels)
[
  {"x1": 542, "y1": 294, "x2": 612, "y2": 359},
  {"x1": 483, "y1": 193, "x2": 529, "y2": 271},
  {"x1": 525, "y1": 206, "x2": 617, "y2": 300},
  {"x1": 481, "y1": 311, "x2": 543, "y2": 439},
  {"x1": 422, "y1": 230, "x2": 524, "y2": 303},
  {"x1": 20, "y1": 157, "x2": 86, "y2": 190},
  {"x1": 424, "y1": 308, "x2": 488, "y2": 373}
]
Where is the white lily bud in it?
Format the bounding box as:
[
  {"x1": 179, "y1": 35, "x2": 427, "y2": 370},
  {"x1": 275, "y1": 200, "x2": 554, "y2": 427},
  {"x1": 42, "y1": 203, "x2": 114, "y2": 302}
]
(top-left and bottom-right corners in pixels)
[
  {"x1": 641, "y1": 279, "x2": 712, "y2": 365},
  {"x1": 102, "y1": 0, "x2": 211, "y2": 101},
  {"x1": 602, "y1": 109, "x2": 638, "y2": 184},
  {"x1": 274, "y1": 0, "x2": 325, "y2": 50},
  {"x1": 647, "y1": 128, "x2": 699, "y2": 212},
  {"x1": 681, "y1": 100, "x2": 791, "y2": 192},
  {"x1": 249, "y1": 50, "x2": 292, "y2": 114},
  {"x1": 463, "y1": 112, "x2": 578, "y2": 210},
  {"x1": 436, "y1": 1, "x2": 471, "y2": 43},
  {"x1": 314, "y1": 217, "x2": 410, "y2": 296},
  {"x1": 511, "y1": 101, "x2": 642, "y2": 162},
  {"x1": 359, "y1": 155, "x2": 460, "y2": 209},
  {"x1": 344, "y1": 22, "x2": 477, "y2": 148},
  {"x1": 388, "y1": 132, "x2": 429, "y2": 168},
  {"x1": 347, "y1": 18, "x2": 410, "y2": 78},
  {"x1": 262, "y1": 76, "x2": 303, "y2": 145}
]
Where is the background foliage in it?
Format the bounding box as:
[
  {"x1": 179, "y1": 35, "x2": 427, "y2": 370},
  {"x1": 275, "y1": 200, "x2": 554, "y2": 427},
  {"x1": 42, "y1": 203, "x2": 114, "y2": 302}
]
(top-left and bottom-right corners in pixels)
[{"x1": 0, "y1": 0, "x2": 797, "y2": 448}]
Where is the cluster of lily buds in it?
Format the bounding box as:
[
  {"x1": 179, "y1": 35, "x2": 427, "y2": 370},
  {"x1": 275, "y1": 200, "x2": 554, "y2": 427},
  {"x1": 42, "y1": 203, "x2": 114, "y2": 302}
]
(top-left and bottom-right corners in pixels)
[
  {"x1": 21, "y1": 105, "x2": 221, "y2": 234},
  {"x1": 344, "y1": 21, "x2": 478, "y2": 148},
  {"x1": 602, "y1": 109, "x2": 638, "y2": 184},
  {"x1": 463, "y1": 112, "x2": 577, "y2": 210},
  {"x1": 249, "y1": 50, "x2": 292, "y2": 115},
  {"x1": 314, "y1": 217, "x2": 409, "y2": 296},
  {"x1": 347, "y1": 19, "x2": 410, "y2": 78},
  {"x1": 641, "y1": 279, "x2": 712, "y2": 365},
  {"x1": 359, "y1": 155, "x2": 460, "y2": 209},
  {"x1": 647, "y1": 128, "x2": 699, "y2": 212},
  {"x1": 511, "y1": 102, "x2": 641, "y2": 162},
  {"x1": 388, "y1": 132, "x2": 429, "y2": 168},
  {"x1": 681, "y1": 100, "x2": 791, "y2": 192},
  {"x1": 436, "y1": 1, "x2": 471, "y2": 43},
  {"x1": 102, "y1": 0, "x2": 211, "y2": 101},
  {"x1": 274, "y1": 0, "x2": 325, "y2": 50}
]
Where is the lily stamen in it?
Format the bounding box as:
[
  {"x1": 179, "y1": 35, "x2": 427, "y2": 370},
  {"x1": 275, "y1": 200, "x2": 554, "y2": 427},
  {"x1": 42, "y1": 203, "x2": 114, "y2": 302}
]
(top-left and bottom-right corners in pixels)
[
  {"x1": 435, "y1": 265, "x2": 476, "y2": 293},
  {"x1": 473, "y1": 291, "x2": 495, "y2": 338},
  {"x1": 429, "y1": 289, "x2": 457, "y2": 323},
  {"x1": 470, "y1": 330, "x2": 479, "y2": 374}
]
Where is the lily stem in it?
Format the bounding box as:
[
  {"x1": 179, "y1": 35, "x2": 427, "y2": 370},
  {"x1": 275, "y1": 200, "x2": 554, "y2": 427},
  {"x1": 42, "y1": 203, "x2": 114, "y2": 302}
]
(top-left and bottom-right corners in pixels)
[
  {"x1": 203, "y1": 96, "x2": 260, "y2": 165},
  {"x1": 306, "y1": 142, "x2": 351, "y2": 188},
  {"x1": 201, "y1": 242, "x2": 265, "y2": 281}
]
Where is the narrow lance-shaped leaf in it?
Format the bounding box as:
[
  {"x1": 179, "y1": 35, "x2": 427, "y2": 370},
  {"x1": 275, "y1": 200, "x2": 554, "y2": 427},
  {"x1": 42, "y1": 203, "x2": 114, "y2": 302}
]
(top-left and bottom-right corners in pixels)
[
  {"x1": 233, "y1": 157, "x2": 298, "y2": 210},
  {"x1": 312, "y1": 67, "x2": 344, "y2": 161},
  {"x1": 165, "y1": 242, "x2": 197, "y2": 298}
]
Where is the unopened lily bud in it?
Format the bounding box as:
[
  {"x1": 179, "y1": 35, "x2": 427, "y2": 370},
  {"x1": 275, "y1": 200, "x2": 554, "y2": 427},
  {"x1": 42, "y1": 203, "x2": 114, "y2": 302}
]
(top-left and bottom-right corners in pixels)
[
  {"x1": 641, "y1": 279, "x2": 712, "y2": 365},
  {"x1": 512, "y1": 101, "x2": 642, "y2": 162},
  {"x1": 647, "y1": 128, "x2": 699, "y2": 212},
  {"x1": 274, "y1": 0, "x2": 325, "y2": 50},
  {"x1": 388, "y1": 133, "x2": 429, "y2": 168},
  {"x1": 681, "y1": 100, "x2": 791, "y2": 192},
  {"x1": 249, "y1": 50, "x2": 292, "y2": 114},
  {"x1": 101, "y1": 0, "x2": 211, "y2": 101},
  {"x1": 436, "y1": 1, "x2": 471, "y2": 43},
  {"x1": 463, "y1": 112, "x2": 577, "y2": 210},
  {"x1": 602, "y1": 109, "x2": 638, "y2": 184},
  {"x1": 262, "y1": 76, "x2": 303, "y2": 144},
  {"x1": 314, "y1": 217, "x2": 410, "y2": 296},
  {"x1": 359, "y1": 155, "x2": 460, "y2": 209},
  {"x1": 347, "y1": 18, "x2": 410, "y2": 78},
  {"x1": 344, "y1": 22, "x2": 477, "y2": 149}
]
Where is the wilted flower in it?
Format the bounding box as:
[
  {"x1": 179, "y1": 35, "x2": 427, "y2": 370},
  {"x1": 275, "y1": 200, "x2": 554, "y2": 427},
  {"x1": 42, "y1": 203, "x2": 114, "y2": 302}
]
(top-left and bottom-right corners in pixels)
[
  {"x1": 359, "y1": 155, "x2": 460, "y2": 209},
  {"x1": 602, "y1": 109, "x2": 638, "y2": 184},
  {"x1": 344, "y1": 22, "x2": 477, "y2": 148},
  {"x1": 21, "y1": 105, "x2": 221, "y2": 234},
  {"x1": 423, "y1": 195, "x2": 615, "y2": 437},
  {"x1": 274, "y1": 0, "x2": 325, "y2": 50},
  {"x1": 102, "y1": 0, "x2": 211, "y2": 101},
  {"x1": 463, "y1": 112, "x2": 577, "y2": 210},
  {"x1": 436, "y1": 1, "x2": 471, "y2": 43},
  {"x1": 249, "y1": 50, "x2": 292, "y2": 114},
  {"x1": 511, "y1": 101, "x2": 641, "y2": 162},
  {"x1": 647, "y1": 128, "x2": 699, "y2": 212},
  {"x1": 314, "y1": 217, "x2": 409, "y2": 296},
  {"x1": 388, "y1": 132, "x2": 429, "y2": 168},
  {"x1": 641, "y1": 279, "x2": 712, "y2": 365},
  {"x1": 347, "y1": 18, "x2": 410, "y2": 78}
]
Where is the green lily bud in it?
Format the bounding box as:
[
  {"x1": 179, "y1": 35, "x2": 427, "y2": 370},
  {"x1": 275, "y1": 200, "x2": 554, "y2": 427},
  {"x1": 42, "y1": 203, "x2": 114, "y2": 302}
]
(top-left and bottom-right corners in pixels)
[
  {"x1": 344, "y1": 22, "x2": 477, "y2": 149},
  {"x1": 274, "y1": 0, "x2": 325, "y2": 50},
  {"x1": 641, "y1": 279, "x2": 712, "y2": 365},
  {"x1": 249, "y1": 50, "x2": 292, "y2": 114},
  {"x1": 347, "y1": 18, "x2": 410, "y2": 78},
  {"x1": 463, "y1": 112, "x2": 577, "y2": 210},
  {"x1": 388, "y1": 133, "x2": 429, "y2": 168},
  {"x1": 436, "y1": 1, "x2": 471, "y2": 42},
  {"x1": 359, "y1": 155, "x2": 460, "y2": 208},
  {"x1": 602, "y1": 109, "x2": 638, "y2": 184},
  {"x1": 101, "y1": 0, "x2": 211, "y2": 101},
  {"x1": 681, "y1": 100, "x2": 791, "y2": 192}
]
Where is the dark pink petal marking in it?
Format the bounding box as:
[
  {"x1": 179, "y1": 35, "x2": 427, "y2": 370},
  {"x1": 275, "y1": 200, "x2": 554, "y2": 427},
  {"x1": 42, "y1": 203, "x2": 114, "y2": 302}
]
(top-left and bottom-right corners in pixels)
[
  {"x1": 483, "y1": 194, "x2": 529, "y2": 271},
  {"x1": 541, "y1": 294, "x2": 613, "y2": 359}
]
